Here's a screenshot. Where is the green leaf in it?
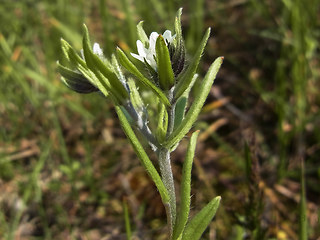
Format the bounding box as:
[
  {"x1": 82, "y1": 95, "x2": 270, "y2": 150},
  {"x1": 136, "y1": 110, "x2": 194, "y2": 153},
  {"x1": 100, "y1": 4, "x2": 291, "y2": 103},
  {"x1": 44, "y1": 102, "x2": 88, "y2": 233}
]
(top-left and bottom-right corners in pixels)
[
  {"x1": 174, "y1": 28, "x2": 211, "y2": 100},
  {"x1": 156, "y1": 35, "x2": 175, "y2": 90},
  {"x1": 127, "y1": 78, "x2": 146, "y2": 119},
  {"x1": 165, "y1": 57, "x2": 223, "y2": 149},
  {"x1": 116, "y1": 47, "x2": 171, "y2": 107},
  {"x1": 172, "y1": 131, "x2": 199, "y2": 240},
  {"x1": 60, "y1": 38, "x2": 86, "y2": 68},
  {"x1": 115, "y1": 105, "x2": 170, "y2": 204},
  {"x1": 156, "y1": 102, "x2": 168, "y2": 143},
  {"x1": 182, "y1": 196, "x2": 221, "y2": 240},
  {"x1": 173, "y1": 74, "x2": 198, "y2": 130},
  {"x1": 137, "y1": 21, "x2": 149, "y2": 46},
  {"x1": 82, "y1": 25, "x2": 129, "y2": 103},
  {"x1": 173, "y1": 96, "x2": 187, "y2": 130}
]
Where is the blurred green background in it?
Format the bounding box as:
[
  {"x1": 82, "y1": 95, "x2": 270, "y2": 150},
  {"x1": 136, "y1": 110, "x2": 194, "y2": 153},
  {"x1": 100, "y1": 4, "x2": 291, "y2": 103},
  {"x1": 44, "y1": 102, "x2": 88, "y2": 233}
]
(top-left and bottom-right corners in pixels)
[{"x1": 1, "y1": 0, "x2": 319, "y2": 239}]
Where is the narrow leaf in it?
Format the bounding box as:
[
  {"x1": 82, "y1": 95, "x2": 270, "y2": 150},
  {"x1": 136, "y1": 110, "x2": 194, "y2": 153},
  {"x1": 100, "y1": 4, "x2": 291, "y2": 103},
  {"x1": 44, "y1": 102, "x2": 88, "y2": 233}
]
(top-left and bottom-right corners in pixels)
[
  {"x1": 173, "y1": 96, "x2": 187, "y2": 130},
  {"x1": 115, "y1": 105, "x2": 170, "y2": 204},
  {"x1": 156, "y1": 102, "x2": 168, "y2": 143},
  {"x1": 165, "y1": 57, "x2": 223, "y2": 148},
  {"x1": 116, "y1": 47, "x2": 171, "y2": 107},
  {"x1": 182, "y1": 196, "x2": 221, "y2": 240},
  {"x1": 60, "y1": 38, "x2": 86, "y2": 68},
  {"x1": 172, "y1": 131, "x2": 199, "y2": 240},
  {"x1": 156, "y1": 35, "x2": 175, "y2": 90},
  {"x1": 127, "y1": 78, "x2": 147, "y2": 121},
  {"x1": 174, "y1": 28, "x2": 211, "y2": 100},
  {"x1": 173, "y1": 74, "x2": 198, "y2": 130}
]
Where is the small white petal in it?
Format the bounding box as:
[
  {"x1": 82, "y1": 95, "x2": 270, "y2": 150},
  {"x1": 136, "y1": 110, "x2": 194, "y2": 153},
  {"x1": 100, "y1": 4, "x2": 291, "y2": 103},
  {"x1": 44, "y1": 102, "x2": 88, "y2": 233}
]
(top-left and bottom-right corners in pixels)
[
  {"x1": 80, "y1": 49, "x2": 85, "y2": 59},
  {"x1": 163, "y1": 30, "x2": 176, "y2": 44},
  {"x1": 162, "y1": 30, "x2": 172, "y2": 42},
  {"x1": 136, "y1": 40, "x2": 146, "y2": 58},
  {"x1": 93, "y1": 43, "x2": 103, "y2": 56},
  {"x1": 131, "y1": 52, "x2": 144, "y2": 62},
  {"x1": 149, "y1": 32, "x2": 159, "y2": 50},
  {"x1": 130, "y1": 29, "x2": 176, "y2": 71}
]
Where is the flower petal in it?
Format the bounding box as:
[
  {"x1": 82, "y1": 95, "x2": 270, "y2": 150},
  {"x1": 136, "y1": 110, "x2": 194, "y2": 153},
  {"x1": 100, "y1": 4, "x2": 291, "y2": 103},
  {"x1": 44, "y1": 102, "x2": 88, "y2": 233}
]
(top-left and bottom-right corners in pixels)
[
  {"x1": 131, "y1": 52, "x2": 145, "y2": 62},
  {"x1": 93, "y1": 43, "x2": 103, "y2": 57},
  {"x1": 163, "y1": 30, "x2": 172, "y2": 42},
  {"x1": 149, "y1": 32, "x2": 159, "y2": 51},
  {"x1": 136, "y1": 40, "x2": 146, "y2": 58}
]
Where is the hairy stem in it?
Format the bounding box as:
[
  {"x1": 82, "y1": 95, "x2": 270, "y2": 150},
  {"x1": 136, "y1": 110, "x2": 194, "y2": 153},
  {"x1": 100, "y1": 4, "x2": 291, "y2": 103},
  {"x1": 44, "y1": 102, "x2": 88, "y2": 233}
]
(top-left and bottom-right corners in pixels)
[
  {"x1": 158, "y1": 147, "x2": 176, "y2": 238},
  {"x1": 124, "y1": 101, "x2": 158, "y2": 150}
]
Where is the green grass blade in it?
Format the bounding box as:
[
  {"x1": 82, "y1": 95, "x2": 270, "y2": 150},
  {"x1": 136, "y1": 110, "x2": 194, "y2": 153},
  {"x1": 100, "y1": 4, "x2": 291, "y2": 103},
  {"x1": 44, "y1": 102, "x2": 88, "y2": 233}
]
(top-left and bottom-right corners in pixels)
[
  {"x1": 299, "y1": 160, "x2": 308, "y2": 240},
  {"x1": 123, "y1": 199, "x2": 132, "y2": 240},
  {"x1": 172, "y1": 131, "x2": 199, "y2": 240},
  {"x1": 182, "y1": 196, "x2": 221, "y2": 240},
  {"x1": 115, "y1": 105, "x2": 170, "y2": 204},
  {"x1": 120, "y1": 0, "x2": 136, "y2": 49},
  {"x1": 165, "y1": 57, "x2": 223, "y2": 148}
]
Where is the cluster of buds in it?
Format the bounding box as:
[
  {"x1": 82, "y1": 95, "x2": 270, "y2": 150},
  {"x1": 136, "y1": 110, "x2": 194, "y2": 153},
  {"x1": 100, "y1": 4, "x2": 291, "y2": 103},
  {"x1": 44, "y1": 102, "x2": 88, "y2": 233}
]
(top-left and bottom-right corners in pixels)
[{"x1": 58, "y1": 9, "x2": 222, "y2": 152}]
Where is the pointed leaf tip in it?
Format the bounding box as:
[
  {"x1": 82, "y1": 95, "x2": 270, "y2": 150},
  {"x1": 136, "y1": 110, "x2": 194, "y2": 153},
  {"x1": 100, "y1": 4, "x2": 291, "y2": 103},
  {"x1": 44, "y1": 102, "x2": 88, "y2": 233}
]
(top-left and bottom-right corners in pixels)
[{"x1": 182, "y1": 196, "x2": 221, "y2": 240}]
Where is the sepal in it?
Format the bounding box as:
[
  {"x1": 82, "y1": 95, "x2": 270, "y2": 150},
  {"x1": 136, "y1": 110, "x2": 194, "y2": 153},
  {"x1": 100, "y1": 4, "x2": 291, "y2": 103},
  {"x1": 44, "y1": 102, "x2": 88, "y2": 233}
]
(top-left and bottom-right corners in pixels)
[
  {"x1": 170, "y1": 8, "x2": 185, "y2": 77},
  {"x1": 57, "y1": 62, "x2": 99, "y2": 93},
  {"x1": 174, "y1": 28, "x2": 211, "y2": 100},
  {"x1": 155, "y1": 35, "x2": 175, "y2": 90}
]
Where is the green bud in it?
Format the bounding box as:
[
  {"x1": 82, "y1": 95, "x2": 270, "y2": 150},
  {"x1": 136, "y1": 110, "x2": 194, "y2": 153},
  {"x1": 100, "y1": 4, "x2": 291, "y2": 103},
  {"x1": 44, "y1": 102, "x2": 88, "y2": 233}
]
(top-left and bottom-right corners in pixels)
[
  {"x1": 82, "y1": 24, "x2": 129, "y2": 104},
  {"x1": 57, "y1": 62, "x2": 98, "y2": 93}
]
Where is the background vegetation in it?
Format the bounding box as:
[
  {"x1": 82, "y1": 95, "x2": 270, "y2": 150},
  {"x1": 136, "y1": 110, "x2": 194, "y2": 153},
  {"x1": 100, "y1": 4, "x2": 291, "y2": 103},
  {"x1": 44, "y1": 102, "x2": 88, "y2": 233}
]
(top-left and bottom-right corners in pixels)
[{"x1": 1, "y1": 0, "x2": 319, "y2": 239}]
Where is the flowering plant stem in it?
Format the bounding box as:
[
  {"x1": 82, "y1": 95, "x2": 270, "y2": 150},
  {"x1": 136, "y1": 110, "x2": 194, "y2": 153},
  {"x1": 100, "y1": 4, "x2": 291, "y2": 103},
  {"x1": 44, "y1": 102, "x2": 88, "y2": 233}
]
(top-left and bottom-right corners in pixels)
[
  {"x1": 158, "y1": 146, "x2": 176, "y2": 237},
  {"x1": 58, "y1": 8, "x2": 223, "y2": 240}
]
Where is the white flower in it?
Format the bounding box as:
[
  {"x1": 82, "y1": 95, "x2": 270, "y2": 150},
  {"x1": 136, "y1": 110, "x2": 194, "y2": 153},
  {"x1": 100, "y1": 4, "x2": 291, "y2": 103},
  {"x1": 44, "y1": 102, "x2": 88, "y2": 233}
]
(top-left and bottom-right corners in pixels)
[
  {"x1": 92, "y1": 43, "x2": 104, "y2": 58},
  {"x1": 131, "y1": 30, "x2": 175, "y2": 70},
  {"x1": 80, "y1": 43, "x2": 104, "y2": 59}
]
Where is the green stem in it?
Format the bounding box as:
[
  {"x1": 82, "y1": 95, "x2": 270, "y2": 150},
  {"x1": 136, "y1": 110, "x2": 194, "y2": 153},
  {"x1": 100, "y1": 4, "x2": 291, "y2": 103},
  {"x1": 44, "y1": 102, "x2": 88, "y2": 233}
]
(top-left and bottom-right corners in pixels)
[{"x1": 158, "y1": 147, "x2": 176, "y2": 238}]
